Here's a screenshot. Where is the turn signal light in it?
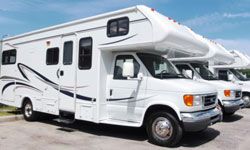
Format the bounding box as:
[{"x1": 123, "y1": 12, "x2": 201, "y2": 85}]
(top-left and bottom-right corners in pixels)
[
  {"x1": 184, "y1": 95, "x2": 194, "y2": 107},
  {"x1": 224, "y1": 90, "x2": 231, "y2": 97}
]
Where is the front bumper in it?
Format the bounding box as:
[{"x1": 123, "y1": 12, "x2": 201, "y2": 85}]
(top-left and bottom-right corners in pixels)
[
  {"x1": 222, "y1": 99, "x2": 244, "y2": 113},
  {"x1": 181, "y1": 107, "x2": 222, "y2": 132}
]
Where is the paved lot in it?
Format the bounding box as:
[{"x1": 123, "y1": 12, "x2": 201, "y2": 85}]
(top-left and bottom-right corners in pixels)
[{"x1": 0, "y1": 109, "x2": 250, "y2": 150}]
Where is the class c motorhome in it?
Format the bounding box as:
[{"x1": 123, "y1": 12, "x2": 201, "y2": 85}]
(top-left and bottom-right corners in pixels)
[
  {"x1": 0, "y1": 5, "x2": 221, "y2": 147},
  {"x1": 211, "y1": 50, "x2": 250, "y2": 107},
  {"x1": 170, "y1": 33, "x2": 244, "y2": 116}
]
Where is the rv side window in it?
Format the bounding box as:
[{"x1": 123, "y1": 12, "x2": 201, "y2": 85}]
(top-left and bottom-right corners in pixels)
[
  {"x1": 107, "y1": 17, "x2": 129, "y2": 37},
  {"x1": 79, "y1": 37, "x2": 92, "y2": 70},
  {"x1": 2, "y1": 49, "x2": 16, "y2": 65},
  {"x1": 46, "y1": 48, "x2": 59, "y2": 65},
  {"x1": 113, "y1": 55, "x2": 140, "y2": 80},
  {"x1": 63, "y1": 41, "x2": 73, "y2": 65}
]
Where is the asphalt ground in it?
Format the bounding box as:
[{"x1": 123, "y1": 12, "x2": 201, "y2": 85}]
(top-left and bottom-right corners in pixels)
[{"x1": 0, "y1": 109, "x2": 249, "y2": 150}]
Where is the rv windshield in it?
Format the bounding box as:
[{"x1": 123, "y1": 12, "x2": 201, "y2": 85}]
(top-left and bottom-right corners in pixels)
[
  {"x1": 190, "y1": 63, "x2": 218, "y2": 80},
  {"x1": 137, "y1": 53, "x2": 185, "y2": 79},
  {"x1": 230, "y1": 69, "x2": 250, "y2": 81}
]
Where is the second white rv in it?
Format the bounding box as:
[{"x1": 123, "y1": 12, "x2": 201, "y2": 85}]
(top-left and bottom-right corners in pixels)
[
  {"x1": 0, "y1": 5, "x2": 221, "y2": 147},
  {"x1": 170, "y1": 35, "x2": 244, "y2": 116}
]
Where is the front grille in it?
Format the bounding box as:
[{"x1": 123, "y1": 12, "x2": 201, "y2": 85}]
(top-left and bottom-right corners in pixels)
[
  {"x1": 235, "y1": 91, "x2": 241, "y2": 98},
  {"x1": 204, "y1": 95, "x2": 217, "y2": 106}
]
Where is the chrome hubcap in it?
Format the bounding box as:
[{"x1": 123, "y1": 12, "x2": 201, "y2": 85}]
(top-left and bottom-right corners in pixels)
[
  {"x1": 24, "y1": 103, "x2": 32, "y2": 117},
  {"x1": 243, "y1": 96, "x2": 250, "y2": 106},
  {"x1": 152, "y1": 117, "x2": 173, "y2": 140}
]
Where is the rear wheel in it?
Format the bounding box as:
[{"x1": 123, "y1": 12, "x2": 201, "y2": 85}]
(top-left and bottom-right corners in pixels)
[
  {"x1": 146, "y1": 112, "x2": 183, "y2": 147},
  {"x1": 22, "y1": 100, "x2": 38, "y2": 121}
]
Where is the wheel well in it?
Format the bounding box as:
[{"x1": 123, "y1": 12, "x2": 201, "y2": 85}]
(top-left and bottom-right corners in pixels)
[
  {"x1": 143, "y1": 105, "x2": 179, "y2": 126},
  {"x1": 242, "y1": 92, "x2": 250, "y2": 97},
  {"x1": 21, "y1": 97, "x2": 31, "y2": 108}
]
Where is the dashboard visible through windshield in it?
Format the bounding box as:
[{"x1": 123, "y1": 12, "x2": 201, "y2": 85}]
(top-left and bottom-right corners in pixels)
[
  {"x1": 190, "y1": 63, "x2": 218, "y2": 80},
  {"x1": 230, "y1": 69, "x2": 250, "y2": 81}
]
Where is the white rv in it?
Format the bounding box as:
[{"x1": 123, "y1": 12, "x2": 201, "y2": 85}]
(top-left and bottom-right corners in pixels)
[
  {"x1": 170, "y1": 35, "x2": 244, "y2": 116},
  {"x1": 0, "y1": 5, "x2": 221, "y2": 146},
  {"x1": 211, "y1": 50, "x2": 250, "y2": 107}
]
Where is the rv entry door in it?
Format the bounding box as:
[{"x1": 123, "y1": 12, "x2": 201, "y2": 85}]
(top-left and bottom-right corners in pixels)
[{"x1": 58, "y1": 34, "x2": 77, "y2": 113}]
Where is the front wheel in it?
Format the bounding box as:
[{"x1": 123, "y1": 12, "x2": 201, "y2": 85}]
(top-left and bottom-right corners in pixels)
[
  {"x1": 224, "y1": 112, "x2": 235, "y2": 116},
  {"x1": 22, "y1": 100, "x2": 38, "y2": 121},
  {"x1": 146, "y1": 112, "x2": 183, "y2": 147},
  {"x1": 243, "y1": 95, "x2": 250, "y2": 108}
]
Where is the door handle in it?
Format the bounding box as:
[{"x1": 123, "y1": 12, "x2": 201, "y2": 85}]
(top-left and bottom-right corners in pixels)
[
  {"x1": 110, "y1": 89, "x2": 113, "y2": 96},
  {"x1": 60, "y1": 70, "x2": 64, "y2": 76}
]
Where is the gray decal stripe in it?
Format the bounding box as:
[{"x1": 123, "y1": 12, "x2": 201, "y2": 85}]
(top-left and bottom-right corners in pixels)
[
  {"x1": 18, "y1": 63, "x2": 57, "y2": 85},
  {"x1": 0, "y1": 76, "x2": 27, "y2": 82},
  {"x1": 100, "y1": 34, "x2": 137, "y2": 46},
  {"x1": 17, "y1": 63, "x2": 96, "y2": 101},
  {"x1": 108, "y1": 97, "x2": 134, "y2": 101},
  {"x1": 2, "y1": 82, "x2": 41, "y2": 94}
]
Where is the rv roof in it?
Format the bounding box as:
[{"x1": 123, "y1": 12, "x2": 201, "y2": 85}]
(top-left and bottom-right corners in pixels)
[
  {"x1": 3, "y1": 5, "x2": 210, "y2": 57},
  {"x1": 3, "y1": 6, "x2": 139, "y2": 42}
]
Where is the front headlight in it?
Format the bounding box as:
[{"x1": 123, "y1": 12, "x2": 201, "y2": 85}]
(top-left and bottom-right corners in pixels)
[
  {"x1": 183, "y1": 95, "x2": 203, "y2": 107},
  {"x1": 224, "y1": 90, "x2": 235, "y2": 98}
]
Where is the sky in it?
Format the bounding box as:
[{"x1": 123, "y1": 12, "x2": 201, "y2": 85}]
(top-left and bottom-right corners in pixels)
[{"x1": 0, "y1": 0, "x2": 249, "y2": 54}]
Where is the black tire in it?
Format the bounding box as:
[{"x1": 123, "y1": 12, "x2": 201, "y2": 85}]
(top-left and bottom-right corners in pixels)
[
  {"x1": 22, "y1": 100, "x2": 39, "y2": 121},
  {"x1": 224, "y1": 112, "x2": 235, "y2": 116},
  {"x1": 146, "y1": 112, "x2": 183, "y2": 147}
]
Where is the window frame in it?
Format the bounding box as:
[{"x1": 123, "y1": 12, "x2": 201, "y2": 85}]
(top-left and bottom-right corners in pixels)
[
  {"x1": 107, "y1": 17, "x2": 129, "y2": 37},
  {"x1": 63, "y1": 41, "x2": 73, "y2": 65},
  {"x1": 46, "y1": 47, "x2": 59, "y2": 65},
  {"x1": 2, "y1": 49, "x2": 17, "y2": 65},
  {"x1": 78, "y1": 37, "x2": 93, "y2": 70}
]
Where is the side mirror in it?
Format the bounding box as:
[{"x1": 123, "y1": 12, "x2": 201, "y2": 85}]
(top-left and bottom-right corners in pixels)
[
  {"x1": 122, "y1": 62, "x2": 134, "y2": 78},
  {"x1": 228, "y1": 74, "x2": 235, "y2": 82},
  {"x1": 185, "y1": 70, "x2": 193, "y2": 79}
]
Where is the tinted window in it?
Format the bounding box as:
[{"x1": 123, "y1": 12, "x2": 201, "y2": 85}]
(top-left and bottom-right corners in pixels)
[
  {"x1": 114, "y1": 55, "x2": 140, "y2": 80},
  {"x1": 63, "y1": 41, "x2": 73, "y2": 65},
  {"x1": 46, "y1": 48, "x2": 59, "y2": 65},
  {"x1": 218, "y1": 70, "x2": 229, "y2": 81},
  {"x1": 79, "y1": 37, "x2": 92, "y2": 70},
  {"x1": 107, "y1": 17, "x2": 129, "y2": 37},
  {"x1": 2, "y1": 49, "x2": 16, "y2": 65}
]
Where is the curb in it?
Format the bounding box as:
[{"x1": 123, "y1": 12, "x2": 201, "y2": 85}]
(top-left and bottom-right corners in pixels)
[{"x1": 0, "y1": 115, "x2": 23, "y2": 123}]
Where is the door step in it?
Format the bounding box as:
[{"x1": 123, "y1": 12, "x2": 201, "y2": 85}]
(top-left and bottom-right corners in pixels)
[
  {"x1": 55, "y1": 118, "x2": 75, "y2": 124},
  {"x1": 56, "y1": 110, "x2": 75, "y2": 124}
]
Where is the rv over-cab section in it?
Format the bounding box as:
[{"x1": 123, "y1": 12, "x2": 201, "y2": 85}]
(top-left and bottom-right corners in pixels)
[
  {"x1": 211, "y1": 50, "x2": 250, "y2": 69},
  {"x1": 168, "y1": 30, "x2": 235, "y2": 66}
]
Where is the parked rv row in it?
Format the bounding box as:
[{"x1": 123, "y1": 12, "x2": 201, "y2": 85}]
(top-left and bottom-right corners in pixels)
[{"x1": 0, "y1": 5, "x2": 249, "y2": 147}]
